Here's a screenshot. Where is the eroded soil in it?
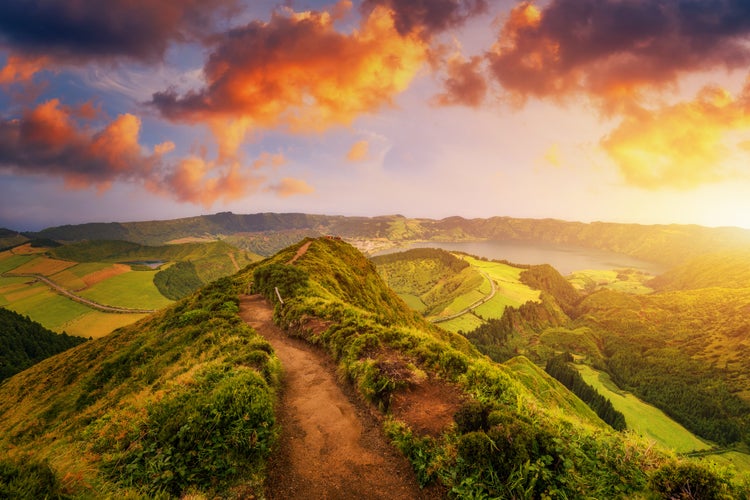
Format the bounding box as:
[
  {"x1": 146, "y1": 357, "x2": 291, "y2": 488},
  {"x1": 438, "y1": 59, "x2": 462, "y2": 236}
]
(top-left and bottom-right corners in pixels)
[{"x1": 239, "y1": 294, "x2": 436, "y2": 499}]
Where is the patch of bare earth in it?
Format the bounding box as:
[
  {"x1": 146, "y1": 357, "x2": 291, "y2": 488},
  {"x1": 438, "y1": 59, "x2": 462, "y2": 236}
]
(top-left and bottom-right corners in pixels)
[
  {"x1": 390, "y1": 378, "x2": 464, "y2": 438},
  {"x1": 287, "y1": 241, "x2": 311, "y2": 264},
  {"x1": 239, "y1": 295, "x2": 436, "y2": 499}
]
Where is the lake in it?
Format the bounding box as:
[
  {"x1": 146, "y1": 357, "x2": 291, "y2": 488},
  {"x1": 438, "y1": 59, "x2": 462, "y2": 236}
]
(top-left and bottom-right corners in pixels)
[{"x1": 378, "y1": 240, "x2": 665, "y2": 276}]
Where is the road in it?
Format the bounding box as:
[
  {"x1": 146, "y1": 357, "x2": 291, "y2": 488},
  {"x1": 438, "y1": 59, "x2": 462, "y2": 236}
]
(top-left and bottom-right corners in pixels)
[
  {"x1": 431, "y1": 271, "x2": 496, "y2": 324},
  {"x1": 4, "y1": 272, "x2": 156, "y2": 314}
]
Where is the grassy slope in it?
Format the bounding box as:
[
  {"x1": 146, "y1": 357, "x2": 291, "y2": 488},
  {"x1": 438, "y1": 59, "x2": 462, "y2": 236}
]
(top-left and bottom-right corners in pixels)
[
  {"x1": 374, "y1": 250, "x2": 539, "y2": 333},
  {"x1": 576, "y1": 364, "x2": 712, "y2": 453},
  {"x1": 245, "y1": 238, "x2": 748, "y2": 498},
  {"x1": 0, "y1": 277, "x2": 280, "y2": 498}
]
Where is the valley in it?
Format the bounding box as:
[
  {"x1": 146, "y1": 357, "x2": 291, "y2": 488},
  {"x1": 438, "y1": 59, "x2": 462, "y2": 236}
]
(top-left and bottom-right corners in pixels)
[{"x1": 1, "y1": 215, "x2": 750, "y2": 498}]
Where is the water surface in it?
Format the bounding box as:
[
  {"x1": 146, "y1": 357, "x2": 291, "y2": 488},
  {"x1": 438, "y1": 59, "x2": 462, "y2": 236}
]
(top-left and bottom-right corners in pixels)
[{"x1": 378, "y1": 240, "x2": 664, "y2": 276}]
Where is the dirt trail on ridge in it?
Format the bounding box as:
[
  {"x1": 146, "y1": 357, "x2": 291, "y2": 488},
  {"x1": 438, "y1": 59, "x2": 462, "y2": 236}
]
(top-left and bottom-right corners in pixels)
[{"x1": 239, "y1": 294, "x2": 432, "y2": 500}]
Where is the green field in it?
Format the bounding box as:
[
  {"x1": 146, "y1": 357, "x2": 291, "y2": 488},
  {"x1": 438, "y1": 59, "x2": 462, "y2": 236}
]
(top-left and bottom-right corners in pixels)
[
  {"x1": 567, "y1": 269, "x2": 654, "y2": 294},
  {"x1": 79, "y1": 270, "x2": 173, "y2": 309},
  {"x1": 397, "y1": 293, "x2": 427, "y2": 312},
  {"x1": 437, "y1": 312, "x2": 484, "y2": 333},
  {"x1": 575, "y1": 364, "x2": 712, "y2": 453},
  {"x1": 0, "y1": 253, "x2": 35, "y2": 274}
]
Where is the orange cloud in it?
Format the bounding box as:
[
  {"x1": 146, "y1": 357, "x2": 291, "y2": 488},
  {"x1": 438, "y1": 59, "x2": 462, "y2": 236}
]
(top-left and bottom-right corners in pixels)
[
  {"x1": 602, "y1": 84, "x2": 750, "y2": 189},
  {"x1": 0, "y1": 55, "x2": 48, "y2": 85},
  {"x1": 432, "y1": 54, "x2": 487, "y2": 107},
  {"x1": 152, "y1": 6, "x2": 428, "y2": 154},
  {"x1": 0, "y1": 99, "x2": 283, "y2": 206},
  {"x1": 157, "y1": 158, "x2": 264, "y2": 207},
  {"x1": 346, "y1": 140, "x2": 370, "y2": 162},
  {"x1": 268, "y1": 177, "x2": 315, "y2": 198}
]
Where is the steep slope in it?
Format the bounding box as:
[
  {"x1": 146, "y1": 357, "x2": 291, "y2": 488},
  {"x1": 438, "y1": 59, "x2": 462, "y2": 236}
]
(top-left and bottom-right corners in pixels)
[
  {"x1": 240, "y1": 238, "x2": 746, "y2": 498},
  {"x1": 0, "y1": 307, "x2": 87, "y2": 381},
  {"x1": 0, "y1": 277, "x2": 280, "y2": 498},
  {"x1": 649, "y1": 250, "x2": 750, "y2": 291}
]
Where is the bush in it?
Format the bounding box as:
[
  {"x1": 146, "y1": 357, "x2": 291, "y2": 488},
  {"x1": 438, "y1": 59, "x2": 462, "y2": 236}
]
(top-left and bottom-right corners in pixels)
[
  {"x1": 109, "y1": 367, "x2": 276, "y2": 497},
  {"x1": 0, "y1": 457, "x2": 66, "y2": 499},
  {"x1": 650, "y1": 461, "x2": 734, "y2": 500}
]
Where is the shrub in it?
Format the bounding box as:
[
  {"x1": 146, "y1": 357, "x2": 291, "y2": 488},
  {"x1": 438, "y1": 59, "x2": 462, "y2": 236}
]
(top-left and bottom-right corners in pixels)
[
  {"x1": 650, "y1": 461, "x2": 734, "y2": 500},
  {"x1": 0, "y1": 457, "x2": 65, "y2": 499}
]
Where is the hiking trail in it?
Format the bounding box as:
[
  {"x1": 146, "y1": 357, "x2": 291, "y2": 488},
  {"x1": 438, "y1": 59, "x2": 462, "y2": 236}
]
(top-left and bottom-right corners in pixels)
[{"x1": 239, "y1": 294, "x2": 433, "y2": 499}]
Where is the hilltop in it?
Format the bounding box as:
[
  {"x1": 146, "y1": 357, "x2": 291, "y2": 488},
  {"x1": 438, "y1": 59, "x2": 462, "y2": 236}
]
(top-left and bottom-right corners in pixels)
[
  {"x1": 0, "y1": 237, "x2": 746, "y2": 498},
  {"x1": 23, "y1": 212, "x2": 750, "y2": 265}
]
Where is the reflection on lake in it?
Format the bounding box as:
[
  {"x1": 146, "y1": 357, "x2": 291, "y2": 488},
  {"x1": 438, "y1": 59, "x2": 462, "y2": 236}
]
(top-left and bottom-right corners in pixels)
[
  {"x1": 377, "y1": 240, "x2": 664, "y2": 276},
  {"x1": 124, "y1": 260, "x2": 166, "y2": 269}
]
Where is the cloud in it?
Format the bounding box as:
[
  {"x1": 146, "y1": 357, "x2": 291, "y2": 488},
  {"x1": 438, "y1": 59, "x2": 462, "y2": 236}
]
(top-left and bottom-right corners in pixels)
[
  {"x1": 601, "y1": 84, "x2": 750, "y2": 189},
  {"x1": 541, "y1": 143, "x2": 562, "y2": 168},
  {"x1": 0, "y1": 0, "x2": 238, "y2": 65},
  {"x1": 361, "y1": 0, "x2": 487, "y2": 37},
  {"x1": 267, "y1": 177, "x2": 315, "y2": 198},
  {"x1": 156, "y1": 158, "x2": 264, "y2": 207},
  {"x1": 0, "y1": 55, "x2": 48, "y2": 85},
  {"x1": 151, "y1": 5, "x2": 428, "y2": 153},
  {"x1": 0, "y1": 99, "x2": 152, "y2": 189},
  {"x1": 432, "y1": 54, "x2": 487, "y2": 107},
  {"x1": 0, "y1": 99, "x2": 277, "y2": 205},
  {"x1": 346, "y1": 140, "x2": 370, "y2": 162},
  {"x1": 488, "y1": 0, "x2": 750, "y2": 110}
]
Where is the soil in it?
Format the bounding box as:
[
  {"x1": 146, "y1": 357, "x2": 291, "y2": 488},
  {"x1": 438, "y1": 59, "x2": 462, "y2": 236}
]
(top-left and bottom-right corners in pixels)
[
  {"x1": 81, "y1": 263, "x2": 130, "y2": 288},
  {"x1": 239, "y1": 294, "x2": 439, "y2": 500},
  {"x1": 287, "y1": 241, "x2": 312, "y2": 264}
]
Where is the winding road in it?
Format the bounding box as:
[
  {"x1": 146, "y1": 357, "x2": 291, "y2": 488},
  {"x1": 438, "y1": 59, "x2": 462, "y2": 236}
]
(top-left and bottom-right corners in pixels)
[
  {"x1": 3, "y1": 273, "x2": 156, "y2": 314},
  {"x1": 431, "y1": 271, "x2": 497, "y2": 324}
]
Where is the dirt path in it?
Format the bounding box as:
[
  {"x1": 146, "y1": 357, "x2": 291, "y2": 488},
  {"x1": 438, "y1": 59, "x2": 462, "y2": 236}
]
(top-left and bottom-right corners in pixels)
[
  {"x1": 239, "y1": 294, "x2": 432, "y2": 500},
  {"x1": 228, "y1": 252, "x2": 240, "y2": 272},
  {"x1": 288, "y1": 241, "x2": 311, "y2": 264}
]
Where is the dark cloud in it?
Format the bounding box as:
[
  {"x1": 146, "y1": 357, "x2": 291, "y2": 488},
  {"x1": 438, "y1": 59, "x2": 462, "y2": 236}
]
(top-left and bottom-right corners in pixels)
[
  {"x1": 361, "y1": 0, "x2": 487, "y2": 37},
  {"x1": 0, "y1": 0, "x2": 238, "y2": 63},
  {"x1": 488, "y1": 0, "x2": 750, "y2": 108},
  {"x1": 432, "y1": 55, "x2": 487, "y2": 107}
]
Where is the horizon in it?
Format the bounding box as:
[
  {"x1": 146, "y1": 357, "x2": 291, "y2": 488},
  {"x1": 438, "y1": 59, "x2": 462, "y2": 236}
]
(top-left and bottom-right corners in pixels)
[
  {"x1": 8, "y1": 209, "x2": 750, "y2": 234},
  {"x1": 3, "y1": 1, "x2": 750, "y2": 231}
]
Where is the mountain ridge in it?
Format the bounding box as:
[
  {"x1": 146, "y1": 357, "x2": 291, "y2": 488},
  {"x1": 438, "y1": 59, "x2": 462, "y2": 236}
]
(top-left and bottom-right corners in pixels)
[{"x1": 22, "y1": 212, "x2": 750, "y2": 265}]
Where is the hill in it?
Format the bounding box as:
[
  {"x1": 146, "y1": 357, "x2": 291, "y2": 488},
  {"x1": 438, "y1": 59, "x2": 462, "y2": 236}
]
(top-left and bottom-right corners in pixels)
[
  {"x1": 0, "y1": 228, "x2": 28, "y2": 251},
  {"x1": 649, "y1": 251, "x2": 750, "y2": 291},
  {"x1": 0, "y1": 307, "x2": 87, "y2": 381},
  {"x1": 25, "y1": 212, "x2": 750, "y2": 265},
  {"x1": 0, "y1": 237, "x2": 746, "y2": 498}
]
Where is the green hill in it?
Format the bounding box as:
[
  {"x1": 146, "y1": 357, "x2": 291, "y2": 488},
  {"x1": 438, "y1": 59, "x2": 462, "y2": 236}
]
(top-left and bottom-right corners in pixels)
[
  {"x1": 649, "y1": 251, "x2": 750, "y2": 291},
  {"x1": 0, "y1": 238, "x2": 746, "y2": 498},
  {"x1": 0, "y1": 277, "x2": 280, "y2": 498},
  {"x1": 0, "y1": 307, "x2": 87, "y2": 381},
  {"x1": 25, "y1": 211, "x2": 750, "y2": 264},
  {"x1": 0, "y1": 228, "x2": 28, "y2": 251}
]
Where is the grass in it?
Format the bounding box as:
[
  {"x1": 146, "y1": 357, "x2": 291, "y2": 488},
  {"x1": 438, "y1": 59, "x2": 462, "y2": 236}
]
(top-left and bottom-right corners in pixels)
[
  {"x1": 438, "y1": 312, "x2": 484, "y2": 333},
  {"x1": 397, "y1": 293, "x2": 427, "y2": 313},
  {"x1": 50, "y1": 262, "x2": 113, "y2": 290},
  {"x1": 1, "y1": 283, "x2": 95, "y2": 332},
  {"x1": 10, "y1": 256, "x2": 77, "y2": 276},
  {"x1": 0, "y1": 253, "x2": 35, "y2": 274},
  {"x1": 79, "y1": 270, "x2": 173, "y2": 309},
  {"x1": 568, "y1": 269, "x2": 654, "y2": 295},
  {"x1": 575, "y1": 364, "x2": 713, "y2": 453},
  {"x1": 59, "y1": 311, "x2": 149, "y2": 338}
]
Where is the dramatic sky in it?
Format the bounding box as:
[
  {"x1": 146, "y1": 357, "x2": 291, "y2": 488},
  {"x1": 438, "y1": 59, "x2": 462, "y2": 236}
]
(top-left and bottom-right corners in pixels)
[{"x1": 2, "y1": 0, "x2": 750, "y2": 230}]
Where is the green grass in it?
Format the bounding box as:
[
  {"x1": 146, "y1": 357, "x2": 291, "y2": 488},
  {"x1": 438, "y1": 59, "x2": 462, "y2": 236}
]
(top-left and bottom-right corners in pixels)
[
  {"x1": 397, "y1": 293, "x2": 427, "y2": 313},
  {"x1": 568, "y1": 269, "x2": 654, "y2": 295},
  {"x1": 79, "y1": 270, "x2": 172, "y2": 309},
  {"x1": 437, "y1": 312, "x2": 484, "y2": 333},
  {"x1": 2, "y1": 283, "x2": 95, "y2": 332},
  {"x1": 576, "y1": 364, "x2": 712, "y2": 453},
  {"x1": 700, "y1": 451, "x2": 750, "y2": 474},
  {"x1": 60, "y1": 311, "x2": 148, "y2": 338},
  {"x1": 0, "y1": 253, "x2": 34, "y2": 274}
]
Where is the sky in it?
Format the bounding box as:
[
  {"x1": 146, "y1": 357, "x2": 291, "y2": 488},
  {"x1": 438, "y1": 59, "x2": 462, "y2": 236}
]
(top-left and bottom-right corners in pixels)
[{"x1": 2, "y1": 0, "x2": 750, "y2": 231}]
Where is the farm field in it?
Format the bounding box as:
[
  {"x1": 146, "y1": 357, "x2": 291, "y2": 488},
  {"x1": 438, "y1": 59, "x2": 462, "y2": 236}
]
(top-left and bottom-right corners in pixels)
[
  {"x1": 567, "y1": 268, "x2": 654, "y2": 294},
  {"x1": 433, "y1": 255, "x2": 540, "y2": 332},
  {"x1": 575, "y1": 364, "x2": 712, "y2": 453},
  {"x1": 78, "y1": 270, "x2": 172, "y2": 309}
]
